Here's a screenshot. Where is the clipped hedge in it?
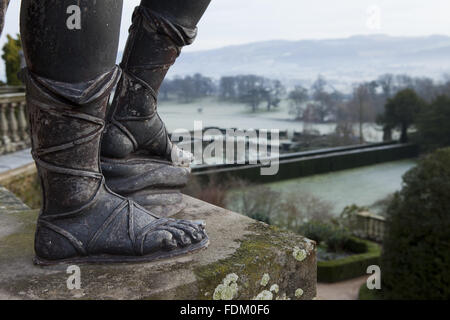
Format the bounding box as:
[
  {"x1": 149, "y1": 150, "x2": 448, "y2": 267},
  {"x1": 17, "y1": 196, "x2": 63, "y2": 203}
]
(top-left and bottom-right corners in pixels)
[
  {"x1": 381, "y1": 148, "x2": 450, "y2": 299},
  {"x1": 317, "y1": 238, "x2": 381, "y2": 283},
  {"x1": 358, "y1": 283, "x2": 384, "y2": 300}
]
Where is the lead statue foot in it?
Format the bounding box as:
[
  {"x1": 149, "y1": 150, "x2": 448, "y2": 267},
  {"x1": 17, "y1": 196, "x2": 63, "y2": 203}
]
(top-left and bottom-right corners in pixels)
[
  {"x1": 24, "y1": 67, "x2": 208, "y2": 265},
  {"x1": 101, "y1": 155, "x2": 191, "y2": 217},
  {"x1": 101, "y1": 6, "x2": 196, "y2": 167},
  {"x1": 34, "y1": 185, "x2": 208, "y2": 266},
  {"x1": 100, "y1": 6, "x2": 198, "y2": 213}
]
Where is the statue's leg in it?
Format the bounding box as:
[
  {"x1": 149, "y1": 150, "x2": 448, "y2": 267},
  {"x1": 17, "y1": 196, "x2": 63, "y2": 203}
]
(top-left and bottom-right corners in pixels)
[
  {"x1": 101, "y1": 0, "x2": 211, "y2": 165},
  {"x1": 0, "y1": 0, "x2": 9, "y2": 36},
  {"x1": 21, "y1": 0, "x2": 208, "y2": 265},
  {"x1": 20, "y1": 0, "x2": 122, "y2": 83}
]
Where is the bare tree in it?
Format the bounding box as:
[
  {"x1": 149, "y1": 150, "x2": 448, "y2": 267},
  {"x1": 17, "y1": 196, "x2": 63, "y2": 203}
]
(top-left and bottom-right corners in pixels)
[
  {"x1": 288, "y1": 85, "x2": 309, "y2": 120},
  {"x1": 355, "y1": 85, "x2": 368, "y2": 143},
  {"x1": 311, "y1": 75, "x2": 343, "y2": 122},
  {"x1": 377, "y1": 74, "x2": 395, "y2": 100}
]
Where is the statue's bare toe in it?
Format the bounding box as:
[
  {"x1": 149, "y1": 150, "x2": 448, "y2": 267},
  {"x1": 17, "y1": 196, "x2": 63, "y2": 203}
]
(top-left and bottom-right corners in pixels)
[
  {"x1": 167, "y1": 222, "x2": 203, "y2": 242},
  {"x1": 143, "y1": 230, "x2": 178, "y2": 254},
  {"x1": 178, "y1": 219, "x2": 205, "y2": 232},
  {"x1": 160, "y1": 226, "x2": 192, "y2": 247},
  {"x1": 141, "y1": 218, "x2": 208, "y2": 255}
]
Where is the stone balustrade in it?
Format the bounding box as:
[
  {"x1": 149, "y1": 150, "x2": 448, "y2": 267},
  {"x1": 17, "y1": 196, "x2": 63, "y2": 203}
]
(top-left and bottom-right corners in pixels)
[
  {"x1": 0, "y1": 91, "x2": 30, "y2": 155},
  {"x1": 354, "y1": 211, "x2": 385, "y2": 242}
]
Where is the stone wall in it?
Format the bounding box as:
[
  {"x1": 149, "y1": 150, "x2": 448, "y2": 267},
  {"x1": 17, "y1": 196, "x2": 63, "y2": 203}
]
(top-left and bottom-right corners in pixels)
[
  {"x1": 193, "y1": 142, "x2": 419, "y2": 183},
  {"x1": 0, "y1": 163, "x2": 41, "y2": 209}
]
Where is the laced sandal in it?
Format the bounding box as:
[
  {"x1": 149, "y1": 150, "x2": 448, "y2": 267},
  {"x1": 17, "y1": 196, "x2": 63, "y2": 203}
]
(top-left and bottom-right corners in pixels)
[
  {"x1": 23, "y1": 67, "x2": 208, "y2": 266},
  {"x1": 101, "y1": 6, "x2": 196, "y2": 166}
]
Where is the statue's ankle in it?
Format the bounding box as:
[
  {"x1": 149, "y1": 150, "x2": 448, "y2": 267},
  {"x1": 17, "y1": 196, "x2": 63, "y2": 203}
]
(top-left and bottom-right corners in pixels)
[{"x1": 101, "y1": 124, "x2": 135, "y2": 159}]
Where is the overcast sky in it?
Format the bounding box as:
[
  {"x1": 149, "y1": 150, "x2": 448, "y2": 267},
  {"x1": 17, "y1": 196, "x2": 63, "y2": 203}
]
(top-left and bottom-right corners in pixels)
[{"x1": 2, "y1": 0, "x2": 450, "y2": 54}]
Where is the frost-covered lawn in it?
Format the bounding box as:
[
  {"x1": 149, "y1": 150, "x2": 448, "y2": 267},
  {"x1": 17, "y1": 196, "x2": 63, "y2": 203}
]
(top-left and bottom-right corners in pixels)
[
  {"x1": 158, "y1": 98, "x2": 385, "y2": 142},
  {"x1": 263, "y1": 159, "x2": 417, "y2": 216}
]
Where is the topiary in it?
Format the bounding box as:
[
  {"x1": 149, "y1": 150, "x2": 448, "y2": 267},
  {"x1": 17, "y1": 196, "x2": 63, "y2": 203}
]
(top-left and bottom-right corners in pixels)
[
  {"x1": 298, "y1": 221, "x2": 354, "y2": 253},
  {"x1": 380, "y1": 89, "x2": 424, "y2": 143},
  {"x1": 381, "y1": 148, "x2": 450, "y2": 300},
  {"x1": 298, "y1": 221, "x2": 334, "y2": 244},
  {"x1": 343, "y1": 237, "x2": 368, "y2": 254},
  {"x1": 326, "y1": 227, "x2": 352, "y2": 252},
  {"x1": 416, "y1": 95, "x2": 450, "y2": 152},
  {"x1": 2, "y1": 33, "x2": 22, "y2": 86}
]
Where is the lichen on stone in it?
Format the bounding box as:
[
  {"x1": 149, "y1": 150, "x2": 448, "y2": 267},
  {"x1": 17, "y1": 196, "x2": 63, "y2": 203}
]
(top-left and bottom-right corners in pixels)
[
  {"x1": 276, "y1": 293, "x2": 291, "y2": 300},
  {"x1": 213, "y1": 284, "x2": 225, "y2": 300},
  {"x1": 213, "y1": 273, "x2": 239, "y2": 300},
  {"x1": 223, "y1": 273, "x2": 239, "y2": 286},
  {"x1": 293, "y1": 246, "x2": 307, "y2": 262},
  {"x1": 260, "y1": 273, "x2": 270, "y2": 287},
  {"x1": 295, "y1": 288, "x2": 304, "y2": 298},
  {"x1": 304, "y1": 239, "x2": 315, "y2": 252},
  {"x1": 270, "y1": 284, "x2": 279, "y2": 293},
  {"x1": 253, "y1": 290, "x2": 273, "y2": 300},
  {"x1": 169, "y1": 222, "x2": 314, "y2": 300}
]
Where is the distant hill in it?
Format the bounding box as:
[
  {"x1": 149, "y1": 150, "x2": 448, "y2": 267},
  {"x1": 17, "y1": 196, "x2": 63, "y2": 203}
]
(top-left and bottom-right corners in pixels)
[{"x1": 150, "y1": 34, "x2": 450, "y2": 91}]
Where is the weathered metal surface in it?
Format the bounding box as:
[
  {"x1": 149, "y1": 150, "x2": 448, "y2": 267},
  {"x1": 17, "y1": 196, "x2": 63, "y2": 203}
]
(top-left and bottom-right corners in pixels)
[
  {"x1": 9, "y1": 0, "x2": 221, "y2": 266},
  {"x1": 23, "y1": 67, "x2": 208, "y2": 265},
  {"x1": 0, "y1": 0, "x2": 9, "y2": 36},
  {"x1": 100, "y1": 4, "x2": 209, "y2": 215},
  {"x1": 101, "y1": 155, "x2": 190, "y2": 217},
  {"x1": 101, "y1": 5, "x2": 196, "y2": 165}
]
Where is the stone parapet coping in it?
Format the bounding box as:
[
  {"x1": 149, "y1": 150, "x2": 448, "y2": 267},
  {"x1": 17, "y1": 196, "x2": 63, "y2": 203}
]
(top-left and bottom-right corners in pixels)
[{"x1": 0, "y1": 188, "x2": 316, "y2": 300}]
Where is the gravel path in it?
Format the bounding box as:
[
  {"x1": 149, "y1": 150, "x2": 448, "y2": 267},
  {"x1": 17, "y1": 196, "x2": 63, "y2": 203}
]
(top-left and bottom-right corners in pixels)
[{"x1": 317, "y1": 276, "x2": 369, "y2": 300}]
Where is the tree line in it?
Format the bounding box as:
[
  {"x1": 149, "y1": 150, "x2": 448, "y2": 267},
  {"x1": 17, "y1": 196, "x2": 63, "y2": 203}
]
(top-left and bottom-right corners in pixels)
[
  {"x1": 160, "y1": 72, "x2": 449, "y2": 130},
  {"x1": 1, "y1": 33, "x2": 22, "y2": 86},
  {"x1": 2, "y1": 31, "x2": 450, "y2": 151},
  {"x1": 376, "y1": 87, "x2": 450, "y2": 152},
  {"x1": 288, "y1": 74, "x2": 450, "y2": 123},
  {"x1": 160, "y1": 73, "x2": 286, "y2": 112}
]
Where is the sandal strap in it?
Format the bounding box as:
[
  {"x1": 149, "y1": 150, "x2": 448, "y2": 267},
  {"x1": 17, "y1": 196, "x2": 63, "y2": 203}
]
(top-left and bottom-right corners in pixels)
[
  {"x1": 86, "y1": 200, "x2": 129, "y2": 252},
  {"x1": 107, "y1": 6, "x2": 196, "y2": 158},
  {"x1": 110, "y1": 118, "x2": 139, "y2": 151},
  {"x1": 111, "y1": 73, "x2": 173, "y2": 158},
  {"x1": 135, "y1": 218, "x2": 171, "y2": 255},
  {"x1": 40, "y1": 199, "x2": 165, "y2": 257},
  {"x1": 38, "y1": 220, "x2": 87, "y2": 256},
  {"x1": 121, "y1": 6, "x2": 197, "y2": 71},
  {"x1": 23, "y1": 68, "x2": 120, "y2": 220},
  {"x1": 113, "y1": 72, "x2": 158, "y2": 120}
]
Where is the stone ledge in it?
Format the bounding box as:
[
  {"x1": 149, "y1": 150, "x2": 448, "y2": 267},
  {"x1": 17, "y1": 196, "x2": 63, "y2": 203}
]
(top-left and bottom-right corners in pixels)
[{"x1": 0, "y1": 194, "x2": 316, "y2": 300}]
